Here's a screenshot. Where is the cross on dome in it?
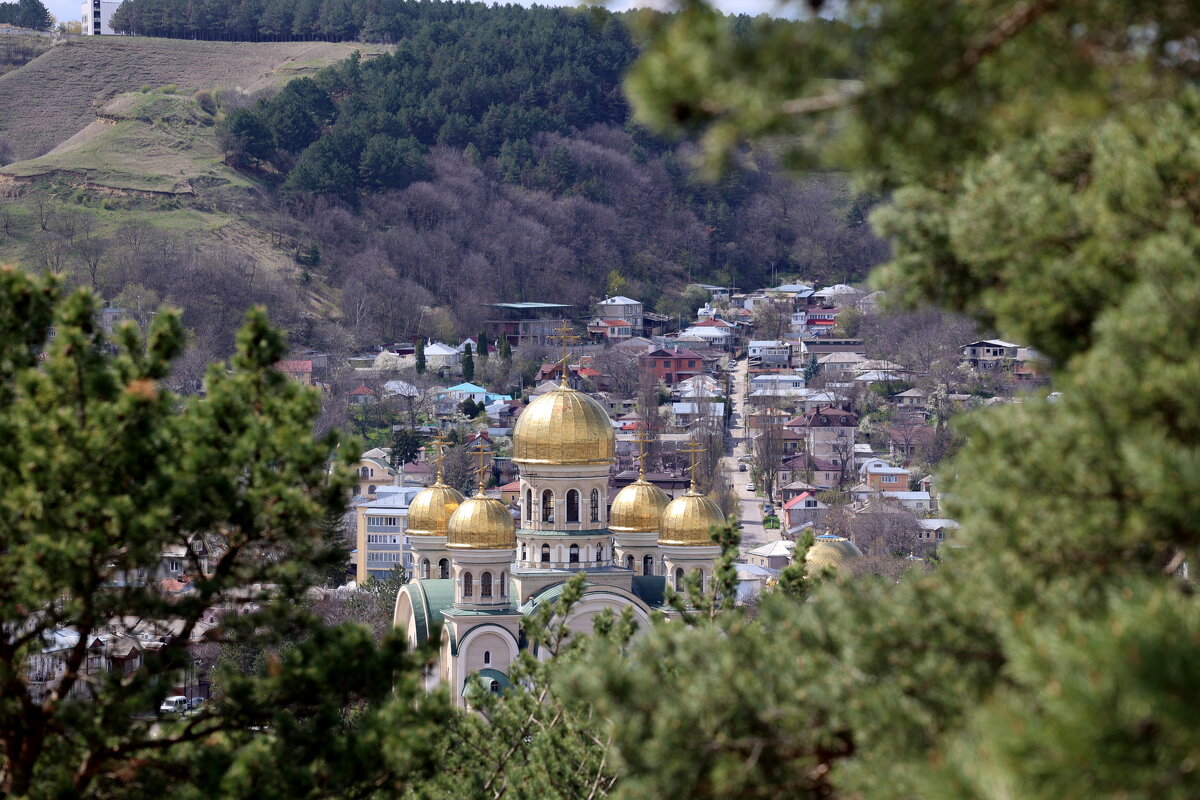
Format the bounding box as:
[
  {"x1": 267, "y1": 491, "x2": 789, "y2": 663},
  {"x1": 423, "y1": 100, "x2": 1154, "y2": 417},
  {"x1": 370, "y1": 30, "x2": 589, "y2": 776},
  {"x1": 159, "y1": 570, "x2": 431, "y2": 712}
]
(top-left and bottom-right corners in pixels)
[
  {"x1": 471, "y1": 440, "x2": 491, "y2": 495},
  {"x1": 547, "y1": 320, "x2": 581, "y2": 387}
]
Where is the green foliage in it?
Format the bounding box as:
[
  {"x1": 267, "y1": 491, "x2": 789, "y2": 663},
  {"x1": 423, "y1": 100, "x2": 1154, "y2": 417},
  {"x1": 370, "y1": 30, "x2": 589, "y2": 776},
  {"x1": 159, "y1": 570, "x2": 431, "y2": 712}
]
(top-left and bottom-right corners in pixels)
[
  {"x1": 0, "y1": 0, "x2": 52, "y2": 31},
  {"x1": 388, "y1": 427, "x2": 423, "y2": 469},
  {"x1": 0, "y1": 269, "x2": 447, "y2": 797},
  {"x1": 414, "y1": 338, "x2": 425, "y2": 374},
  {"x1": 461, "y1": 342, "x2": 474, "y2": 382}
]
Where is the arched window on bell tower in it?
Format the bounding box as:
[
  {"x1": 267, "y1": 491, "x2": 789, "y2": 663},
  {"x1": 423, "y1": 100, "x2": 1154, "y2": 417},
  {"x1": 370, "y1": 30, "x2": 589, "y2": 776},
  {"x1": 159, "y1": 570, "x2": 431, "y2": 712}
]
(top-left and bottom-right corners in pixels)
[
  {"x1": 481, "y1": 572, "x2": 493, "y2": 599},
  {"x1": 525, "y1": 489, "x2": 532, "y2": 521},
  {"x1": 590, "y1": 489, "x2": 600, "y2": 522},
  {"x1": 541, "y1": 544, "x2": 551, "y2": 564},
  {"x1": 569, "y1": 544, "x2": 580, "y2": 564},
  {"x1": 674, "y1": 567, "x2": 684, "y2": 591},
  {"x1": 463, "y1": 572, "x2": 474, "y2": 598},
  {"x1": 541, "y1": 490, "x2": 554, "y2": 523},
  {"x1": 566, "y1": 490, "x2": 580, "y2": 523},
  {"x1": 643, "y1": 554, "x2": 654, "y2": 576}
]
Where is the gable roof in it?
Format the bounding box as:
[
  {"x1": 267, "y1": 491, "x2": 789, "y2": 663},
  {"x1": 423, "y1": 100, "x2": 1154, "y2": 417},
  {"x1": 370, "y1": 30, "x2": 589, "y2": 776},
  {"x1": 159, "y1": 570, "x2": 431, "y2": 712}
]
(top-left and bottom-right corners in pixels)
[
  {"x1": 600, "y1": 295, "x2": 640, "y2": 305},
  {"x1": 424, "y1": 342, "x2": 459, "y2": 356}
]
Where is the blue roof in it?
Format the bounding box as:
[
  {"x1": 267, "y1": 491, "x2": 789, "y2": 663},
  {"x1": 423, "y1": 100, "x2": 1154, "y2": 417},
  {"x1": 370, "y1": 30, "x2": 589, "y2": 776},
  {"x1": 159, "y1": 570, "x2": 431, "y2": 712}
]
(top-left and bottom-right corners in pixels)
[{"x1": 445, "y1": 382, "x2": 487, "y2": 393}]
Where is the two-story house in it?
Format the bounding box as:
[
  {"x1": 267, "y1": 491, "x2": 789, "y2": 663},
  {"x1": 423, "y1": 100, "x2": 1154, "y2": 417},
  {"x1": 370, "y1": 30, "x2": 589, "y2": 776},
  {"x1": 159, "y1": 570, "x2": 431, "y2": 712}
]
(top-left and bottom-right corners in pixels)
[
  {"x1": 960, "y1": 339, "x2": 1020, "y2": 370},
  {"x1": 641, "y1": 347, "x2": 705, "y2": 386},
  {"x1": 355, "y1": 485, "x2": 426, "y2": 583},
  {"x1": 595, "y1": 295, "x2": 644, "y2": 332},
  {"x1": 798, "y1": 406, "x2": 859, "y2": 468}
]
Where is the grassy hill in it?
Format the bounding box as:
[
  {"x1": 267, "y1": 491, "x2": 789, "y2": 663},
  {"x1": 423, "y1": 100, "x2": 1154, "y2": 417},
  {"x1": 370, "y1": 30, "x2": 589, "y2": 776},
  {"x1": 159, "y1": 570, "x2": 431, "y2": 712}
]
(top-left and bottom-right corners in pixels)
[{"x1": 0, "y1": 37, "x2": 389, "y2": 160}]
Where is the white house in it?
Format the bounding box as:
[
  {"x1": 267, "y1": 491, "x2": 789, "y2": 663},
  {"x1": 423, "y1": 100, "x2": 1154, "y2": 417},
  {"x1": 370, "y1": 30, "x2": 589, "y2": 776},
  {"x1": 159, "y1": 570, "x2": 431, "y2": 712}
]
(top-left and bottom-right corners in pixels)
[
  {"x1": 81, "y1": 0, "x2": 122, "y2": 34},
  {"x1": 596, "y1": 296, "x2": 644, "y2": 332},
  {"x1": 747, "y1": 340, "x2": 793, "y2": 368},
  {"x1": 423, "y1": 342, "x2": 461, "y2": 376}
]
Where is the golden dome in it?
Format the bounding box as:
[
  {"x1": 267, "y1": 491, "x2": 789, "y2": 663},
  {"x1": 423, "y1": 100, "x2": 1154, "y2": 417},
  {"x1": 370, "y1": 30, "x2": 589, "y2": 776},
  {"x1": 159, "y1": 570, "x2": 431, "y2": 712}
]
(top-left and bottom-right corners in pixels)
[
  {"x1": 406, "y1": 480, "x2": 466, "y2": 536},
  {"x1": 446, "y1": 492, "x2": 516, "y2": 550},
  {"x1": 609, "y1": 479, "x2": 670, "y2": 533},
  {"x1": 658, "y1": 489, "x2": 725, "y2": 546},
  {"x1": 805, "y1": 534, "x2": 862, "y2": 573},
  {"x1": 512, "y1": 385, "x2": 615, "y2": 466}
]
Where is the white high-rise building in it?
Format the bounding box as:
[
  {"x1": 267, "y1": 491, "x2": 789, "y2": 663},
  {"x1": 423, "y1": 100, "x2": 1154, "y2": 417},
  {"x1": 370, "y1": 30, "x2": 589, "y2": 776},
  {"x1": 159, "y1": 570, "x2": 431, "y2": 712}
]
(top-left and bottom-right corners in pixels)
[{"x1": 80, "y1": 0, "x2": 121, "y2": 35}]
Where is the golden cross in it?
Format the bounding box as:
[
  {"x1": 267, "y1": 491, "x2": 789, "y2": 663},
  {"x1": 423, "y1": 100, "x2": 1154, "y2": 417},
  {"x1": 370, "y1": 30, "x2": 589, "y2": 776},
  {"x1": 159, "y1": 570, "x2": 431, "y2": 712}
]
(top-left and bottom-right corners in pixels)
[
  {"x1": 429, "y1": 433, "x2": 448, "y2": 483},
  {"x1": 548, "y1": 320, "x2": 580, "y2": 386},
  {"x1": 471, "y1": 440, "x2": 490, "y2": 495},
  {"x1": 633, "y1": 425, "x2": 653, "y2": 479},
  {"x1": 680, "y1": 440, "x2": 705, "y2": 493}
]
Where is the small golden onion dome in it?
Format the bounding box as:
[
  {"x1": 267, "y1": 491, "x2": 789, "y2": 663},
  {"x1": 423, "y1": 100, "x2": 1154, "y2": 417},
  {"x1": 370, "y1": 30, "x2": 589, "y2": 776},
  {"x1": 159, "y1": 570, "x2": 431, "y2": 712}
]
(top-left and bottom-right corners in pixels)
[
  {"x1": 609, "y1": 479, "x2": 670, "y2": 533},
  {"x1": 405, "y1": 481, "x2": 466, "y2": 536},
  {"x1": 446, "y1": 492, "x2": 516, "y2": 550},
  {"x1": 658, "y1": 490, "x2": 725, "y2": 546},
  {"x1": 512, "y1": 385, "x2": 615, "y2": 465},
  {"x1": 804, "y1": 534, "x2": 863, "y2": 573}
]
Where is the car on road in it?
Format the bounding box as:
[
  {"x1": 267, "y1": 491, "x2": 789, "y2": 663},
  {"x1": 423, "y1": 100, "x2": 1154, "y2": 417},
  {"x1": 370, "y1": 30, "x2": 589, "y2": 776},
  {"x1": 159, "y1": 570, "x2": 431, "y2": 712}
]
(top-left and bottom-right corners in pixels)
[
  {"x1": 738, "y1": 463, "x2": 747, "y2": 472},
  {"x1": 762, "y1": 504, "x2": 774, "y2": 516},
  {"x1": 737, "y1": 454, "x2": 753, "y2": 463},
  {"x1": 189, "y1": 697, "x2": 207, "y2": 711},
  {"x1": 745, "y1": 483, "x2": 756, "y2": 493},
  {"x1": 159, "y1": 696, "x2": 189, "y2": 715}
]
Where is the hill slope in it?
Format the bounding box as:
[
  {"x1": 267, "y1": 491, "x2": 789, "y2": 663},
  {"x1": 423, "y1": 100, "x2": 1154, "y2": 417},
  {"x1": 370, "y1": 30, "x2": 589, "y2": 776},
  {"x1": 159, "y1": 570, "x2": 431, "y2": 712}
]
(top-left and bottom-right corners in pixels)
[{"x1": 0, "y1": 37, "x2": 389, "y2": 159}]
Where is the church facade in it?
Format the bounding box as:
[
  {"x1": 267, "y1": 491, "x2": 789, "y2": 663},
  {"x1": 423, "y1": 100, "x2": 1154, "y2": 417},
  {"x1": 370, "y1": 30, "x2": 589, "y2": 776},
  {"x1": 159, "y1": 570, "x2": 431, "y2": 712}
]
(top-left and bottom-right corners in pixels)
[{"x1": 393, "y1": 379, "x2": 726, "y2": 706}]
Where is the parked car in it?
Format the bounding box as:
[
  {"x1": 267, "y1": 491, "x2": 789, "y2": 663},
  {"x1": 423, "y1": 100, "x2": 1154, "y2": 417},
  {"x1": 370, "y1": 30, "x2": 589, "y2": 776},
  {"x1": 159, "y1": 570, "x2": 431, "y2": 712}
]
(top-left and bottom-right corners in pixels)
[
  {"x1": 738, "y1": 463, "x2": 747, "y2": 472},
  {"x1": 189, "y1": 697, "x2": 207, "y2": 711},
  {"x1": 737, "y1": 454, "x2": 753, "y2": 463},
  {"x1": 762, "y1": 504, "x2": 774, "y2": 516},
  {"x1": 745, "y1": 484, "x2": 756, "y2": 493},
  {"x1": 159, "y1": 696, "x2": 189, "y2": 715}
]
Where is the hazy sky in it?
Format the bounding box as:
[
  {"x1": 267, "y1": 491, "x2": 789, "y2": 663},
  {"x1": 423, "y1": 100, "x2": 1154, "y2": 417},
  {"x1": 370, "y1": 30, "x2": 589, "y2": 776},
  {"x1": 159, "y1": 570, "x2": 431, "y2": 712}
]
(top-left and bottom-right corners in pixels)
[{"x1": 52, "y1": 0, "x2": 792, "y2": 29}]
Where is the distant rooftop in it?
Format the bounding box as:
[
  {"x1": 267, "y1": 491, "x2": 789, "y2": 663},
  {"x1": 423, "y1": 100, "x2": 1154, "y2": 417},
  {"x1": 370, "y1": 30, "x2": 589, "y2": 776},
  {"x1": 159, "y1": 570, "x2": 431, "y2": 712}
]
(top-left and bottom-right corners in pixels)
[{"x1": 488, "y1": 302, "x2": 573, "y2": 310}]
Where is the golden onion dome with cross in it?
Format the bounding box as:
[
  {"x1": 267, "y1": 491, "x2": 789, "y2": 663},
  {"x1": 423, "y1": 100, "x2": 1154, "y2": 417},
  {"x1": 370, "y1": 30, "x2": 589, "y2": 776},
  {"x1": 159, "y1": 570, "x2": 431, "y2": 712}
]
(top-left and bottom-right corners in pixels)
[
  {"x1": 446, "y1": 491, "x2": 517, "y2": 550},
  {"x1": 512, "y1": 384, "x2": 616, "y2": 465},
  {"x1": 406, "y1": 481, "x2": 465, "y2": 536},
  {"x1": 658, "y1": 489, "x2": 725, "y2": 547},
  {"x1": 609, "y1": 478, "x2": 670, "y2": 533}
]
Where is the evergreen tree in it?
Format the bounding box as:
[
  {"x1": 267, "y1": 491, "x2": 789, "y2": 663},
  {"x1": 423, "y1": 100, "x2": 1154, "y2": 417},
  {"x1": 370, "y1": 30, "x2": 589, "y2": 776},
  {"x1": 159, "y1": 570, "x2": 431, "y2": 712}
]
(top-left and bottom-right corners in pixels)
[
  {"x1": 498, "y1": 334, "x2": 511, "y2": 362},
  {"x1": 414, "y1": 338, "x2": 426, "y2": 374},
  {"x1": 461, "y1": 342, "x2": 474, "y2": 382},
  {"x1": 477, "y1": 331, "x2": 489, "y2": 359},
  {"x1": 388, "y1": 427, "x2": 422, "y2": 469},
  {"x1": 0, "y1": 272, "x2": 448, "y2": 797}
]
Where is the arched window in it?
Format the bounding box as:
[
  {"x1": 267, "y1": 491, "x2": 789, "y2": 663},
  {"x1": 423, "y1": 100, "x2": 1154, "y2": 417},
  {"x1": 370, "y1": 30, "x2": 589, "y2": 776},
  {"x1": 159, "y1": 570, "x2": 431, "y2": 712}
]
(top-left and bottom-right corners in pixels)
[
  {"x1": 481, "y1": 571, "x2": 493, "y2": 599},
  {"x1": 520, "y1": 543, "x2": 527, "y2": 561},
  {"x1": 597, "y1": 544, "x2": 604, "y2": 562},
  {"x1": 525, "y1": 489, "x2": 532, "y2": 520},
  {"x1": 569, "y1": 544, "x2": 580, "y2": 564},
  {"x1": 439, "y1": 559, "x2": 449, "y2": 579},
  {"x1": 500, "y1": 572, "x2": 507, "y2": 597},
  {"x1": 421, "y1": 559, "x2": 430, "y2": 580},
  {"x1": 541, "y1": 544, "x2": 551, "y2": 564},
  {"x1": 674, "y1": 567, "x2": 684, "y2": 591},
  {"x1": 590, "y1": 489, "x2": 600, "y2": 522},
  {"x1": 490, "y1": 680, "x2": 501, "y2": 694},
  {"x1": 643, "y1": 555, "x2": 654, "y2": 576},
  {"x1": 625, "y1": 554, "x2": 634, "y2": 570},
  {"x1": 463, "y1": 572, "x2": 473, "y2": 598},
  {"x1": 368, "y1": 485, "x2": 377, "y2": 495},
  {"x1": 483, "y1": 651, "x2": 491, "y2": 665},
  {"x1": 541, "y1": 490, "x2": 554, "y2": 523},
  {"x1": 360, "y1": 467, "x2": 370, "y2": 478},
  {"x1": 566, "y1": 490, "x2": 580, "y2": 523}
]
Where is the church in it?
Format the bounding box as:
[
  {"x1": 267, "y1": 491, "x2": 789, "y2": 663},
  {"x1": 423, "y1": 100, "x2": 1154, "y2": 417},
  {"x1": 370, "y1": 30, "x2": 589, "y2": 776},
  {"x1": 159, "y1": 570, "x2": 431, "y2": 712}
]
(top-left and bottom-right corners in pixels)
[{"x1": 392, "y1": 376, "x2": 726, "y2": 706}]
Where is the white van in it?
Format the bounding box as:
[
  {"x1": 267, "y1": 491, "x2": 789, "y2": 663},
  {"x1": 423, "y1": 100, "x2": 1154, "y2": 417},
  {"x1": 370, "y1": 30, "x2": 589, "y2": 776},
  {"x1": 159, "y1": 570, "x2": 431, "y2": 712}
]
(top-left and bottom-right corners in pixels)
[{"x1": 159, "y1": 696, "x2": 189, "y2": 715}]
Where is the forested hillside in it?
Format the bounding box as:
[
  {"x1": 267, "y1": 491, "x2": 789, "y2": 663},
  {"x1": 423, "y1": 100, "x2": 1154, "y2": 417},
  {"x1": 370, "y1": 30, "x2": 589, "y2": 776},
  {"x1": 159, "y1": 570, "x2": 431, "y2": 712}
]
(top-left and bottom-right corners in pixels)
[{"x1": 1, "y1": 3, "x2": 885, "y2": 366}]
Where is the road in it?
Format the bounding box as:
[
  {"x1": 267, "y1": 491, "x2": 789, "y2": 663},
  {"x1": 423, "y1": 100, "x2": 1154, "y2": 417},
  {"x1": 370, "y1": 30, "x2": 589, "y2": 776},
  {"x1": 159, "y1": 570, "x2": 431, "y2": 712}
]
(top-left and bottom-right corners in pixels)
[{"x1": 722, "y1": 355, "x2": 779, "y2": 554}]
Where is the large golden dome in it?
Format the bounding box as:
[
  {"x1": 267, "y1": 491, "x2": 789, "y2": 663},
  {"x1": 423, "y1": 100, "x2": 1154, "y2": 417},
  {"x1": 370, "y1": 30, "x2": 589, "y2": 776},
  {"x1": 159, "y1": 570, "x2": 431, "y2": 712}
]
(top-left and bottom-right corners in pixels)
[
  {"x1": 658, "y1": 489, "x2": 725, "y2": 546},
  {"x1": 512, "y1": 385, "x2": 615, "y2": 465},
  {"x1": 805, "y1": 534, "x2": 862, "y2": 573},
  {"x1": 406, "y1": 480, "x2": 465, "y2": 536},
  {"x1": 609, "y1": 479, "x2": 670, "y2": 533},
  {"x1": 446, "y1": 492, "x2": 516, "y2": 550}
]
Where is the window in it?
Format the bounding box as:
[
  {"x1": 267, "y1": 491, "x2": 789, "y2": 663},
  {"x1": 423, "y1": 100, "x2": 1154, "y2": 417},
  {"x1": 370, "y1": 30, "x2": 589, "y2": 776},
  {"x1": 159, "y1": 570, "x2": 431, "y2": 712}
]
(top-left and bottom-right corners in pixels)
[
  {"x1": 481, "y1": 572, "x2": 493, "y2": 599},
  {"x1": 688, "y1": 360, "x2": 696, "y2": 368},
  {"x1": 590, "y1": 489, "x2": 600, "y2": 522},
  {"x1": 804, "y1": 500, "x2": 818, "y2": 508},
  {"x1": 597, "y1": 544, "x2": 604, "y2": 562},
  {"x1": 541, "y1": 490, "x2": 554, "y2": 523},
  {"x1": 674, "y1": 567, "x2": 684, "y2": 591},
  {"x1": 462, "y1": 572, "x2": 473, "y2": 598},
  {"x1": 421, "y1": 559, "x2": 430, "y2": 580},
  {"x1": 521, "y1": 543, "x2": 527, "y2": 561},
  {"x1": 439, "y1": 559, "x2": 449, "y2": 579},
  {"x1": 566, "y1": 490, "x2": 580, "y2": 523},
  {"x1": 168, "y1": 560, "x2": 180, "y2": 572},
  {"x1": 483, "y1": 651, "x2": 491, "y2": 665},
  {"x1": 625, "y1": 554, "x2": 634, "y2": 570},
  {"x1": 569, "y1": 544, "x2": 579, "y2": 564},
  {"x1": 490, "y1": 680, "x2": 501, "y2": 694},
  {"x1": 644, "y1": 555, "x2": 654, "y2": 576},
  {"x1": 541, "y1": 544, "x2": 550, "y2": 564},
  {"x1": 500, "y1": 572, "x2": 507, "y2": 597},
  {"x1": 360, "y1": 467, "x2": 370, "y2": 478},
  {"x1": 525, "y1": 489, "x2": 532, "y2": 520},
  {"x1": 882, "y1": 475, "x2": 898, "y2": 484},
  {"x1": 368, "y1": 485, "x2": 377, "y2": 495}
]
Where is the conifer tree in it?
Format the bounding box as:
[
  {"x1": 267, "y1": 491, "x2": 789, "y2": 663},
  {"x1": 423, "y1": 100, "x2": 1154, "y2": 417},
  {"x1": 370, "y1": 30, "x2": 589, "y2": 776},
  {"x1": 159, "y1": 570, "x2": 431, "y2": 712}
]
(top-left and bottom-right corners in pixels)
[
  {"x1": 477, "y1": 331, "x2": 489, "y2": 359},
  {"x1": 498, "y1": 334, "x2": 512, "y2": 362},
  {"x1": 462, "y1": 342, "x2": 474, "y2": 382},
  {"x1": 0, "y1": 271, "x2": 447, "y2": 798},
  {"x1": 414, "y1": 337, "x2": 426, "y2": 374}
]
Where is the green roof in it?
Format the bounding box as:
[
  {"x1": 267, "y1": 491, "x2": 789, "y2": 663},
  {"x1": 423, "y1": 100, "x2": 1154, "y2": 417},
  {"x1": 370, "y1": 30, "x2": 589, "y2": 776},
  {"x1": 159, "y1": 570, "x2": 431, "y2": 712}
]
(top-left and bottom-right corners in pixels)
[{"x1": 462, "y1": 668, "x2": 512, "y2": 697}]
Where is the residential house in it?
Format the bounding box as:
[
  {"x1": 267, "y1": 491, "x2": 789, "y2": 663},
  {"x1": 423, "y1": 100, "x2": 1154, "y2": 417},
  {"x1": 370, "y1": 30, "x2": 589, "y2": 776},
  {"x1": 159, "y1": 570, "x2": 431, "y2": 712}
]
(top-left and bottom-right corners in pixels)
[
  {"x1": 642, "y1": 347, "x2": 705, "y2": 386},
  {"x1": 671, "y1": 401, "x2": 725, "y2": 428},
  {"x1": 276, "y1": 359, "x2": 313, "y2": 385},
  {"x1": 916, "y1": 518, "x2": 959, "y2": 549},
  {"x1": 960, "y1": 339, "x2": 1020, "y2": 370},
  {"x1": 588, "y1": 318, "x2": 634, "y2": 341},
  {"x1": 888, "y1": 424, "x2": 936, "y2": 463},
  {"x1": 781, "y1": 492, "x2": 829, "y2": 531},
  {"x1": 817, "y1": 351, "x2": 866, "y2": 380},
  {"x1": 675, "y1": 325, "x2": 733, "y2": 351},
  {"x1": 355, "y1": 447, "x2": 398, "y2": 497},
  {"x1": 747, "y1": 340, "x2": 794, "y2": 370},
  {"x1": 423, "y1": 342, "x2": 461, "y2": 377},
  {"x1": 862, "y1": 461, "x2": 911, "y2": 492},
  {"x1": 890, "y1": 388, "x2": 928, "y2": 410},
  {"x1": 749, "y1": 373, "x2": 806, "y2": 394},
  {"x1": 778, "y1": 453, "x2": 841, "y2": 490},
  {"x1": 882, "y1": 491, "x2": 934, "y2": 513},
  {"x1": 797, "y1": 406, "x2": 859, "y2": 468},
  {"x1": 745, "y1": 540, "x2": 797, "y2": 570},
  {"x1": 486, "y1": 302, "x2": 573, "y2": 347},
  {"x1": 595, "y1": 295, "x2": 644, "y2": 331}
]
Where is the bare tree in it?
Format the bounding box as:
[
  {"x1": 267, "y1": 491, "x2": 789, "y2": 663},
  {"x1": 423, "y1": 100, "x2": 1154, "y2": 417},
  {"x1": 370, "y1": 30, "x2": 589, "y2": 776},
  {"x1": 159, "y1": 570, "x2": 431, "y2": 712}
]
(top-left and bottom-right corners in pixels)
[{"x1": 751, "y1": 403, "x2": 785, "y2": 503}]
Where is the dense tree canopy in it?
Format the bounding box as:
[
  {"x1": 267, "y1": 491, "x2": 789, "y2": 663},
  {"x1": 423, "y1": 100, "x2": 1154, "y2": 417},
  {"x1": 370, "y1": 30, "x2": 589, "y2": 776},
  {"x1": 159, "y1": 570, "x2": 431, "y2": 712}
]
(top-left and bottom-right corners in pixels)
[{"x1": 0, "y1": 0, "x2": 52, "y2": 31}]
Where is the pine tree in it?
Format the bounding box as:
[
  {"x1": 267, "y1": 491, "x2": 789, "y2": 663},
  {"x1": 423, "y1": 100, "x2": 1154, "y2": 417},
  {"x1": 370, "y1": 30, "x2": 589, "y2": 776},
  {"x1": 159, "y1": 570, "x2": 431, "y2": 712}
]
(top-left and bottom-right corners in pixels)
[
  {"x1": 414, "y1": 338, "x2": 426, "y2": 374},
  {"x1": 498, "y1": 334, "x2": 512, "y2": 362},
  {"x1": 461, "y1": 342, "x2": 474, "y2": 382},
  {"x1": 477, "y1": 331, "x2": 489, "y2": 359},
  {"x1": 0, "y1": 272, "x2": 449, "y2": 797}
]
